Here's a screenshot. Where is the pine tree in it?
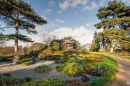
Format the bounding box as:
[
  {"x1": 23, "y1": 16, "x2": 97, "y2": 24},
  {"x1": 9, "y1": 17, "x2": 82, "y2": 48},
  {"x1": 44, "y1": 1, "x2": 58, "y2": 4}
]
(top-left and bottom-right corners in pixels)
[
  {"x1": 0, "y1": 0, "x2": 47, "y2": 63},
  {"x1": 95, "y1": 0, "x2": 130, "y2": 31}
]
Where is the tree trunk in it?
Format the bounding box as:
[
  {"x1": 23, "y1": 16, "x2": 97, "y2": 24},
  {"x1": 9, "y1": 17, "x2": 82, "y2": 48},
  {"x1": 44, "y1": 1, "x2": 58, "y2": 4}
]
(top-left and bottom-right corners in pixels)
[
  {"x1": 110, "y1": 39, "x2": 114, "y2": 53},
  {"x1": 13, "y1": 13, "x2": 19, "y2": 64}
]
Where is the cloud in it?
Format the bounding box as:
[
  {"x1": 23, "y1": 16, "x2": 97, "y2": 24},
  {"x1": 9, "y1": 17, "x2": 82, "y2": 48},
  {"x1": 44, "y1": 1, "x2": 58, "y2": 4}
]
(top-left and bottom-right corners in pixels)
[
  {"x1": 83, "y1": 1, "x2": 97, "y2": 11},
  {"x1": 50, "y1": 26, "x2": 94, "y2": 45},
  {"x1": 44, "y1": 9, "x2": 52, "y2": 16},
  {"x1": 59, "y1": 0, "x2": 88, "y2": 10},
  {"x1": 56, "y1": 19, "x2": 65, "y2": 23},
  {"x1": 49, "y1": 0, "x2": 54, "y2": 6}
]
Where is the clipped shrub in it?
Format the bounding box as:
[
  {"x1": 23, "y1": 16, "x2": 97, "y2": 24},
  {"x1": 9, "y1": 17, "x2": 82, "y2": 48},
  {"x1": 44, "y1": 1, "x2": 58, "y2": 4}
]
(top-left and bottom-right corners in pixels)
[
  {"x1": 35, "y1": 65, "x2": 50, "y2": 73},
  {"x1": 65, "y1": 79, "x2": 89, "y2": 86},
  {"x1": 20, "y1": 58, "x2": 34, "y2": 66},
  {"x1": 90, "y1": 77, "x2": 110, "y2": 86},
  {"x1": 22, "y1": 78, "x2": 65, "y2": 86}
]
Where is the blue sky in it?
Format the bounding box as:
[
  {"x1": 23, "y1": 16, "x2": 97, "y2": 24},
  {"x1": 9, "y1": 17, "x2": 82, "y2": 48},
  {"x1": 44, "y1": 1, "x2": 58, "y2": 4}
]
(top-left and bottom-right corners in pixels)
[{"x1": 3, "y1": 0, "x2": 130, "y2": 46}]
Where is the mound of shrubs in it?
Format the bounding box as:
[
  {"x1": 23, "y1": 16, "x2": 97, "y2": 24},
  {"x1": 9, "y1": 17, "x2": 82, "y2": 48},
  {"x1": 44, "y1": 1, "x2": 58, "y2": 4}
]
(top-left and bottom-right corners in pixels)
[
  {"x1": 20, "y1": 58, "x2": 34, "y2": 66},
  {"x1": 22, "y1": 78, "x2": 65, "y2": 86},
  {"x1": 56, "y1": 57, "x2": 88, "y2": 76},
  {"x1": 0, "y1": 74, "x2": 31, "y2": 86},
  {"x1": 35, "y1": 65, "x2": 50, "y2": 73}
]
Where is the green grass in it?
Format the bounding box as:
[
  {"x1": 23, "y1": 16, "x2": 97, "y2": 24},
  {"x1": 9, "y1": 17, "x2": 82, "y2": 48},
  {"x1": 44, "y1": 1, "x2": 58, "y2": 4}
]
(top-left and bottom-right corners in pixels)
[
  {"x1": 87, "y1": 55, "x2": 118, "y2": 71},
  {"x1": 99, "y1": 52, "x2": 130, "y2": 60}
]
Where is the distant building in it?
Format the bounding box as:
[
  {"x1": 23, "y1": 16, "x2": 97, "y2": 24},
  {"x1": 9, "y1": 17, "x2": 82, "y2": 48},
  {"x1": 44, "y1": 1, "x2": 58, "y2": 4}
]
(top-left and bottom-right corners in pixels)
[
  {"x1": 31, "y1": 43, "x2": 43, "y2": 51},
  {"x1": 63, "y1": 39, "x2": 77, "y2": 50}
]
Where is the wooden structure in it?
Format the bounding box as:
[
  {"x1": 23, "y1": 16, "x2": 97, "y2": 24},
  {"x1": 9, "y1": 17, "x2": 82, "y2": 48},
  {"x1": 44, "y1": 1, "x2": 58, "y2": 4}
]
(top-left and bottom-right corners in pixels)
[{"x1": 63, "y1": 39, "x2": 77, "y2": 50}]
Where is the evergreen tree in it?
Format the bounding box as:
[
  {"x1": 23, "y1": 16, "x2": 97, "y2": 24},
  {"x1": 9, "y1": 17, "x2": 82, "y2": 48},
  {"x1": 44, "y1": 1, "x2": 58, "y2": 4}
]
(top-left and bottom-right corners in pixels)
[
  {"x1": 95, "y1": 0, "x2": 130, "y2": 31},
  {"x1": 0, "y1": 0, "x2": 47, "y2": 63}
]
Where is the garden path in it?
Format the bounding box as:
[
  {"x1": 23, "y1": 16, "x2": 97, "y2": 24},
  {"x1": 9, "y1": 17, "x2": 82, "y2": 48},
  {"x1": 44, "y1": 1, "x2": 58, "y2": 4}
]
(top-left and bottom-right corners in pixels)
[{"x1": 103, "y1": 54, "x2": 130, "y2": 86}]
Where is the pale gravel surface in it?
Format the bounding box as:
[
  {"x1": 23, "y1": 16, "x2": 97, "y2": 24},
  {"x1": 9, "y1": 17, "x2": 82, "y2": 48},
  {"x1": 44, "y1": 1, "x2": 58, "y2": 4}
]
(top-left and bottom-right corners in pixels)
[
  {"x1": 103, "y1": 54, "x2": 130, "y2": 86},
  {"x1": 0, "y1": 59, "x2": 83, "y2": 80}
]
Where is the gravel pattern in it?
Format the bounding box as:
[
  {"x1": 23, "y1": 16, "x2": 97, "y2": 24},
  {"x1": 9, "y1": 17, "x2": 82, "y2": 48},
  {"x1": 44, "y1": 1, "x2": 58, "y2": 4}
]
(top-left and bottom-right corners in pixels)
[{"x1": 0, "y1": 60, "x2": 83, "y2": 80}]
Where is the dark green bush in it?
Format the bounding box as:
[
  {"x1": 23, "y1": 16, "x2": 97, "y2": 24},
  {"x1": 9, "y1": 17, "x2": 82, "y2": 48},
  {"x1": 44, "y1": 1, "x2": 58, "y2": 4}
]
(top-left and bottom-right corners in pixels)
[
  {"x1": 90, "y1": 77, "x2": 110, "y2": 86},
  {"x1": 24, "y1": 77, "x2": 32, "y2": 82},
  {"x1": 0, "y1": 75, "x2": 25, "y2": 86},
  {"x1": 22, "y1": 78, "x2": 65, "y2": 86},
  {"x1": 35, "y1": 65, "x2": 50, "y2": 73}
]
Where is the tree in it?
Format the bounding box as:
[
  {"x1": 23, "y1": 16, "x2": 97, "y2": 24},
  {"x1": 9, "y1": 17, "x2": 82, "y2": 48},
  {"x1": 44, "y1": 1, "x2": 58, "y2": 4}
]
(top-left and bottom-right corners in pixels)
[
  {"x1": 0, "y1": 33, "x2": 6, "y2": 47},
  {"x1": 52, "y1": 42, "x2": 59, "y2": 51},
  {"x1": 41, "y1": 33, "x2": 56, "y2": 47},
  {"x1": 90, "y1": 31, "x2": 100, "y2": 52},
  {"x1": 0, "y1": 0, "x2": 47, "y2": 63},
  {"x1": 97, "y1": 29, "x2": 130, "y2": 52},
  {"x1": 95, "y1": 0, "x2": 130, "y2": 31}
]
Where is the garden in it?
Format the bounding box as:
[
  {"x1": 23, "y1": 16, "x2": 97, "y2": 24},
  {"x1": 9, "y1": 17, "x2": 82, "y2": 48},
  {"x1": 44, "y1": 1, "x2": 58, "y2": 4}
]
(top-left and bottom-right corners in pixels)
[{"x1": 0, "y1": 49, "x2": 118, "y2": 86}]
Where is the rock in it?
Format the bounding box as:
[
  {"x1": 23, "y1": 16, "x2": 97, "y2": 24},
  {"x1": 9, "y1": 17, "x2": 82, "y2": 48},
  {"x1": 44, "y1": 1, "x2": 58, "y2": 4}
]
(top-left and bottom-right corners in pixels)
[
  {"x1": 81, "y1": 75, "x2": 90, "y2": 82},
  {"x1": 97, "y1": 66, "x2": 109, "y2": 75}
]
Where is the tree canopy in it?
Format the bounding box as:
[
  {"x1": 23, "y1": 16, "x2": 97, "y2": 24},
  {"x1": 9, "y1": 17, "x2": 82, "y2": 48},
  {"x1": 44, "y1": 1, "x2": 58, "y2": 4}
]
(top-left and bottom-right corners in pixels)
[
  {"x1": 0, "y1": 0, "x2": 47, "y2": 63},
  {"x1": 95, "y1": 0, "x2": 130, "y2": 31}
]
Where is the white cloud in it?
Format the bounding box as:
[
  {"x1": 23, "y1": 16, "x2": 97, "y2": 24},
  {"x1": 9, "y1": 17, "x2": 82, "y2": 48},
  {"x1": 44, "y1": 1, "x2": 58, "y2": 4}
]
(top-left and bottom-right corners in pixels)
[
  {"x1": 59, "y1": 0, "x2": 71, "y2": 10},
  {"x1": 56, "y1": 19, "x2": 65, "y2": 23},
  {"x1": 49, "y1": 0, "x2": 54, "y2": 6},
  {"x1": 59, "y1": 0, "x2": 88, "y2": 10},
  {"x1": 44, "y1": 9, "x2": 52, "y2": 16},
  {"x1": 50, "y1": 26, "x2": 94, "y2": 45},
  {"x1": 83, "y1": 1, "x2": 97, "y2": 11}
]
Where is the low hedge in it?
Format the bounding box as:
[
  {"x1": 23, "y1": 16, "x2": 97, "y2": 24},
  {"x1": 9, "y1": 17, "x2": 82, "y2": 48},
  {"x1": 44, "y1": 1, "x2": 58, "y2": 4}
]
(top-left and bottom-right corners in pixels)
[
  {"x1": 22, "y1": 78, "x2": 65, "y2": 86},
  {"x1": 35, "y1": 65, "x2": 50, "y2": 73},
  {"x1": 40, "y1": 54, "x2": 61, "y2": 60}
]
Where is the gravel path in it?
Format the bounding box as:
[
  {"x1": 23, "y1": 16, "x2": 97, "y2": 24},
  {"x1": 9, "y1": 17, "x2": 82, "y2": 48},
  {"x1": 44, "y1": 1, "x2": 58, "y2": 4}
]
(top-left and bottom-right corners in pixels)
[
  {"x1": 103, "y1": 54, "x2": 130, "y2": 86},
  {"x1": 0, "y1": 60, "x2": 83, "y2": 80}
]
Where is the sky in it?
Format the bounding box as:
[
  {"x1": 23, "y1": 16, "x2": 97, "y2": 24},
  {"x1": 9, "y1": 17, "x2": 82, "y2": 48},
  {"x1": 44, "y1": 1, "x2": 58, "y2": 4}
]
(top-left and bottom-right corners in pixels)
[{"x1": 2, "y1": 0, "x2": 130, "y2": 46}]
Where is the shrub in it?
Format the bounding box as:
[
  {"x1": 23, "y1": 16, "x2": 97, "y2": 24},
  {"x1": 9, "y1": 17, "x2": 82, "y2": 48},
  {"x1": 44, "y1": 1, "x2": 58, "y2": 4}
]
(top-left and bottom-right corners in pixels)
[
  {"x1": 65, "y1": 79, "x2": 89, "y2": 86},
  {"x1": 22, "y1": 78, "x2": 65, "y2": 86},
  {"x1": 40, "y1": 54, "x2": 61, "y2": 60},
  {"x1": 84, "y1": 65, "x2": 97, "y2": 75},
  {"x1": 35, "y1": 65, "x2": 50, "y2": 73},
  {"x1": 0, "y1": 75, "x2": 25, "y2": 86},
  {"x1": 84, "y1": 56, "x2": 104, "y2": 62},
  {"x1": 90, "y1": 77, "x2": 110, "y2": 86},
  {"x1": 56, "y1": 57, "x2": 87, "y2": 76},
  {"x1": 20, "y1": 58, "x2": 34, "y2": 66},
  {"x1": 24, "y1": 77, "x2": 32, "y2": 82}
]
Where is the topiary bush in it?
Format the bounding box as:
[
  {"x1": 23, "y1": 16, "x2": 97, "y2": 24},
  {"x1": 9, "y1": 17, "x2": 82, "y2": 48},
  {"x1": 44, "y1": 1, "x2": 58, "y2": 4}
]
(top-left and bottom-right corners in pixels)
[
  {"x1": 90, "y1": 77, "x2": 110, "y2": 86},
  {"x1": 22, "y1": 78, "x2": 65, "y2": 86},
  {"x1": 35, "y1": 65, "x2": 50, "y2": 73},
  {"x1": 20, "y1": 58, "x2": 34, "y2": 66}
]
